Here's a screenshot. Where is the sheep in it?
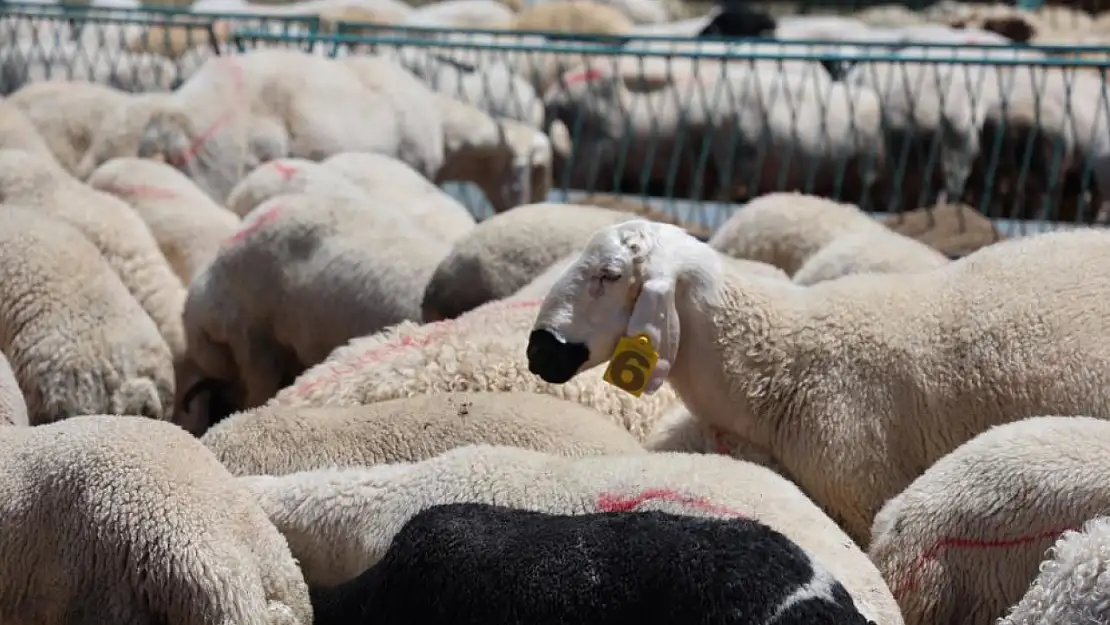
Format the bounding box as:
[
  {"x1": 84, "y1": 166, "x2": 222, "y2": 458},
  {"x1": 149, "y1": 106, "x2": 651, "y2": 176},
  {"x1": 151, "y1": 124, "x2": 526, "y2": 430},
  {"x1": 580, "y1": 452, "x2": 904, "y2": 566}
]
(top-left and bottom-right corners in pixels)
[
  {"x1": 401, "y1": 0, "x2": 516, "y2": 29},
  {"x1": 77, "y1": 50, "x2": 445, "y2": 203},
  {"x1": 8, "y1": 79, "x2": 141, "y2": 175},
  {"x1": 393, "y1": 48, "x2": 544, "y2": 128},
  {"x1": 238, "y1": 444, "x2": 902, "y2": 625},
  {"x1": 0, "y1": 96, "x2": 60, "y2": 164},
  {"x1": 321, "y1": 151, "x2": 476, "y2": 245},
  {"x1": 868, "y1": 415, "x2": 1110, "y2": 625},
  {"x1": 509, "y1": 1, "x2": 634, "y2": 34},
  {"x1": 0, "y1": 352, "x2": 27, "y2": 427},
  {"x1": 791, "y1": 229, "x2": 950, "y2": 286},
  {"x1": 183, "y1": 190, "x2": 448, "y2": 419},
  {"x1": 644, "y1": 402, "x2": 782, "y2": 471},
  {"x1": 0, "y1": 149, "x2": 187, "y2": 358},
  {"x1": 420, "y1": 202, "x2": 641, "y2": 322},
  {"x1": 881, "y1": 203, "x2": 1002, "y2": 259},
  {"x1": 543, "y1": 64, "x2": 884, "y2": 204},
  {"x1": 310, "y1": 503, "x2": 879, "y2": 625},
  {"x1": 708, "y1": 192, "x2": 893, "y2": 275},
  {"x1": 999, "y1": 515, "x2": 1110, "y2": 625},
  {"x1": 224, "y1": 158, "x2": 363, "y2": 218},
  {"x1": 87, "y1": 157, "x2": 241, "y2": 284},
  {"x1": 427, "y1": 91, "x2": 553, "y2": 213},
  {"x1": 526, "y1": 219, "x2": 1110, "y2": 546},
  {"x1": 202, "y1": 391, "x2": 646, "y2": 473},
  {"x1": 695, "y1": 1, "x2": 777, "y2": 37},
  {"x1": 0, "y1": 414, "x2": 312, "y2": 625},
  {"x1": 0, "y1": 205, "x2": 173, "y2": 423},
  {"x1": 267, "y1": 260, "x2": 676, "y2": 441}
]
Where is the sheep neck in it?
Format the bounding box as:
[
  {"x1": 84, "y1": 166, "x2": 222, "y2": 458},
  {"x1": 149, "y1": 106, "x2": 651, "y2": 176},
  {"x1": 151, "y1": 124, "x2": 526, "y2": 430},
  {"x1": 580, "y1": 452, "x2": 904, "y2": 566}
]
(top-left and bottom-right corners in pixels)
[{"x1": 668, "y1": 257, "x2": 807, "y2": 455}]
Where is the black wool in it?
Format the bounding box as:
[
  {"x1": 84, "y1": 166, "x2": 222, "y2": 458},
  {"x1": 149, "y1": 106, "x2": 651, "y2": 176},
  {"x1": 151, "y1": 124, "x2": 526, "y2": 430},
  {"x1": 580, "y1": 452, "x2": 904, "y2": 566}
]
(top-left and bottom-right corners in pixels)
[{"x1": 310, "y1": 503, "x2": 877, "y2": 625}]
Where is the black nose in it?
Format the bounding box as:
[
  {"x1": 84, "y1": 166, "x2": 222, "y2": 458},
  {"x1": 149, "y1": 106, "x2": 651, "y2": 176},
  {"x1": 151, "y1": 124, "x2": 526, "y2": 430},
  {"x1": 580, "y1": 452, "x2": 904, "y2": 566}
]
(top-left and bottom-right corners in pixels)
[{"x1": 527, "y1": 329, "x2": 590, "y2": 384}]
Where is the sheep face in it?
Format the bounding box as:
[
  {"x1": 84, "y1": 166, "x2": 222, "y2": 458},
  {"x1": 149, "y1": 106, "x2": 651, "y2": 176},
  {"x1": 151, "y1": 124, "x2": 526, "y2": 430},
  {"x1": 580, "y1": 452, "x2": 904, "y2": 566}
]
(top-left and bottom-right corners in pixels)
[{"x1": 528, "y1": 219, "x2": 683, "y2": 393}]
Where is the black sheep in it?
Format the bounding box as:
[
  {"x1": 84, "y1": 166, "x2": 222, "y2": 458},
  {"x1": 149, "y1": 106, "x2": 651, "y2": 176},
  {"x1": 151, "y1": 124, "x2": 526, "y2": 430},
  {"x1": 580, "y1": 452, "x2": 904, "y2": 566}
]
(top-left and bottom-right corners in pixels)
[
  {"x1": 698, "y1": 1, "x2": 777, "y2": 38},
  {"x1": 310, "y1": 503, "x2": 878, "y2": 625}
]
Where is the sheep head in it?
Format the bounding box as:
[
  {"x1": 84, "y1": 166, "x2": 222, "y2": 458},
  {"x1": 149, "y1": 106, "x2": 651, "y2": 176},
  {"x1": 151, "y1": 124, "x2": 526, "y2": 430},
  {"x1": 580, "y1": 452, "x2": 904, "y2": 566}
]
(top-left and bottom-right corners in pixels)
[{"x1": 528, "y1": 218, "x2": 696, "y2": 393}]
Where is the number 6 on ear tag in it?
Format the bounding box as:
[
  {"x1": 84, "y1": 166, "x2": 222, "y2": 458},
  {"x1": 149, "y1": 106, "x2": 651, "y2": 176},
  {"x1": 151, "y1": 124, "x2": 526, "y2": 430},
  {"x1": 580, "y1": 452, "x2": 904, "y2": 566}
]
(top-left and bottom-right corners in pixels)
[{"x1": 603, "y1": 334, "x2": 659, "y2": 397}]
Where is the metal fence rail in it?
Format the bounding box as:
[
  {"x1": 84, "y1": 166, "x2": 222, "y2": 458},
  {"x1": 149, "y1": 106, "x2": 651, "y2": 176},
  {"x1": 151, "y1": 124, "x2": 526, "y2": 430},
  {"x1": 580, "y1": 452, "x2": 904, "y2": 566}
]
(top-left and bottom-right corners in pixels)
[{"x1": 1, "y1": 2, "x2": 1109, "y2": 236}]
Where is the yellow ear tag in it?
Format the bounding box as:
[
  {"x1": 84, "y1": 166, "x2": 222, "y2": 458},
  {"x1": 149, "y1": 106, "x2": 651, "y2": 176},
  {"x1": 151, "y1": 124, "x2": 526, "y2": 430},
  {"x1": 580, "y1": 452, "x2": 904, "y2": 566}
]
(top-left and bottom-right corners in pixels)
[{"x1": 603, "y1": 333, "x2": 659, "y2": 397}]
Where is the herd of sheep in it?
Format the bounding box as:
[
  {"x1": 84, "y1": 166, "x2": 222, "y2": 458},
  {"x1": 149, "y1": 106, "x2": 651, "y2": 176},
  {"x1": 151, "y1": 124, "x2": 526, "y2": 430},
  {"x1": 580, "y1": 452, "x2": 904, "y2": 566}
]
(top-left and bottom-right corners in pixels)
[
  {"x1": 3, "y1": 0, "x2": 1110, "y2": 623},
  {"x1": 3, "y1": 0, "x2": 1110, "y2": 226}
]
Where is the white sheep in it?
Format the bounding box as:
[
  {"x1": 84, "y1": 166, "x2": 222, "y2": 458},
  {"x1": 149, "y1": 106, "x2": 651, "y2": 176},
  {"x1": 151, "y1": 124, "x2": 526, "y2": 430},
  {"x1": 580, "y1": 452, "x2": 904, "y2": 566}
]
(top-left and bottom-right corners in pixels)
[
  {"x1": 0, "y1": 96, "x2": 61, "y2": 165},
  {"x1": 321, "y1": 151, "x2": 476, "y2": 245},
  {"x1": 202, "y1": 391, "x2": 646, "y2": 473},
  {"x1": 87, "y1": 157, "x2": 242, "y2": 284},
  {"x1": 510, "y1": 0, "x2": 634, "y2": 33},
  {"x1": 401, "y1": 0, "x2": 516, "y2": 29},
  {"x1": 0, "y1": 148, "x2": 186, "y2": 358},
  {"x1": 0, "y1": 352, "x2": 27, "y2": 426},
  {"x1": 421, "y1": 202, "x2": 641, "y2": 321},
  {"x1": 267, "y1": 258, "x2": 676, "y2": 442},
  {"x1": 869, "y1": 415, "x2": 1110, "y2": 625},
  {"x1": 0, "y1": 414, "x2": 312, "y2": 625},
  {"x1": 1000, "y1": 515, "x2": 1110, "y2": 625},
  {"x1": 544, "y1": 64, "x2": 883, "y2": 203},
  {"x1": 526, "y1": 219, "x2": 1110, "y2": 546},
  {"x1": 0, "y1": 205, "x2": 173, "y2": 423},
  {"x1": 792, "y1": 229, "x2": 950, "y2": 286},
  {"x1": 393, "y1": 47, "x2": 544, "y2": 129},
  {"x1": 224, "y1": 158, "x2": 362, "y2": 218},
  {"x1": 880, "y1": 202, "x2": 1002, "y2": 259},
  {"x1": 238, "y1": 444, "x2": 902, "y2": 625},
  {"x1": 8, "y1": 79, "x2": 140, "y2": 175},
  {"x1": 183, "y1": 190, "x2": 447, "y2": 418},
  {"x1": 708, "y1": 192, "x2": 894, "y2": 275}
]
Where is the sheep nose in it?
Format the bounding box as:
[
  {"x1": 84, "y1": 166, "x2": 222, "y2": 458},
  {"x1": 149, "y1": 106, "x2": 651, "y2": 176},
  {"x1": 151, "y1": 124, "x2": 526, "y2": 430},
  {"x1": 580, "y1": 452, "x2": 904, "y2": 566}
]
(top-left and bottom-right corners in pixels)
[{"x1": 527, "y1": 329, "x2": 589, "y2": 384}]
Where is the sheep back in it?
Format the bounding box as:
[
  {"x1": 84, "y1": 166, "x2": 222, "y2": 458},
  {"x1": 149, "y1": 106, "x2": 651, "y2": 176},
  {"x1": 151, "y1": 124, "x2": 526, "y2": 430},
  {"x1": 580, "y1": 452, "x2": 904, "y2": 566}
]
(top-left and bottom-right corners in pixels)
[
  {"x1": 0, "y1": 415, "x2": 312, "y2": 625},
  {"x1": 0, "y1": 205, "x2": 173, "y2": 423},
  {"x1": 202, "y1": 391, "x2": 645, "y2": 476},
  {"x1": 0, "y1": 352, "x2": 27, "y2": 426}
]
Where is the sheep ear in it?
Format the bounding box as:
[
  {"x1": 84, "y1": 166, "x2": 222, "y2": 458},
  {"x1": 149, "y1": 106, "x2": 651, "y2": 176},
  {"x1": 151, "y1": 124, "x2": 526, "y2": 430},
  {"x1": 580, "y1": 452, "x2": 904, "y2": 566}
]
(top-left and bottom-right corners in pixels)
[{"x1": 625, "y1": 276, "x2": 679, "y2": 395}]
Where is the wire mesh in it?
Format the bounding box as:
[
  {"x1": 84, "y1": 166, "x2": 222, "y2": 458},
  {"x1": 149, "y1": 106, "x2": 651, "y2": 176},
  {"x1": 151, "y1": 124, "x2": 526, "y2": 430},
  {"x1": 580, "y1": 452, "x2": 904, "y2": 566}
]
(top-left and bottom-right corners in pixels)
[{"x1": 2, "y1": 1, "x2": 1109, "y2": 237}]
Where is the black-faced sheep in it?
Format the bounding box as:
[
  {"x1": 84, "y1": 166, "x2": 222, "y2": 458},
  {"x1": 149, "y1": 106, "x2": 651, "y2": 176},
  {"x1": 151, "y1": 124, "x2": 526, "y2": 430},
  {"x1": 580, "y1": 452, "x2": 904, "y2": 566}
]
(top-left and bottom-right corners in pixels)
[
  {"x1": 527, "y1": 219, "x2": 1110, "y2": 546},
  {"x1": 310, "y1": 503, "x2": 878, "y2": 625}
]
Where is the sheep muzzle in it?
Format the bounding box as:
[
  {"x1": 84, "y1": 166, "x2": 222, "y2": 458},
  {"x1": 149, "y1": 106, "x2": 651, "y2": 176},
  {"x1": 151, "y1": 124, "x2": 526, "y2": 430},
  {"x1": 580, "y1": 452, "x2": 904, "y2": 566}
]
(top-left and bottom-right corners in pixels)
[{"x1": 527, "y1": 329, "x2": 589, "y2": 384}]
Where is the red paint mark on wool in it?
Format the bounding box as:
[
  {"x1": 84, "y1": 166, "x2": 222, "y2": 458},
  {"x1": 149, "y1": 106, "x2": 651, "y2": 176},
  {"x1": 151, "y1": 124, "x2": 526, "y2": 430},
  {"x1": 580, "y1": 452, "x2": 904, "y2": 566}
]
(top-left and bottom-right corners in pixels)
[
  {"x1": 597, "y1": 488, "x2": 747, "y2": 519},
  {"x1": 892, "y1": 527, "x2": 1076, "y2": 600},
  {"x1": 561, "y1": 67, "x2": 607, "y2": 88},
  {"x1": 224, "y1": 204, "x2": 282, "y2": 244},
  {"x1": 97, "y1": 182, "x2": 178, "y2": 200},
  {"x1": 270, "y1": 160, "x2": 298, "y2": 180},
  {"x1": 174, "y1": 57, "x2": 246, "y2": 167},
  {"x1": 287, "y1": 298, "x2": 545, "y2": 397}
]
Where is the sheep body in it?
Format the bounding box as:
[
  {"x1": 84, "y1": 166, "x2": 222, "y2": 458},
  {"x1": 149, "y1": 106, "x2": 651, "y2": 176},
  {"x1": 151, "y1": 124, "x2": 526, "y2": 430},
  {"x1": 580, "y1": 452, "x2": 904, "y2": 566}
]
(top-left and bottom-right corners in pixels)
[
  {"x1": 421, "y1": 202, "x2": 636, "y2": 321},
  {"x1": 0, "y1": 205, "x2": 173, "y2": 423},
  {"x1": 880, "y1": 203, "x2": 1002, "y2": 259},
  {"x1": 1000, "y1": 515, "x2": 1110, "y2": 625},
  {"x1": 239, "y1": 444, "x2": 901, "y2": 625},
  {"x1": 868, "y1": 415, "x2": 1110, "y2": 625},
  {"x1": 87, "y1": 157, "x2": 242, "y2": 284},
  {"x1": 224, "y1": 158, "x2": 361, "y2": 218},
  {"x1": 0, "y1": 415, "x2": 312, "y2": 625},
  {"x1": 709, "y1": 192, "x2": 892, "y2": 275},
  {"x1": 791, "y1": 228, "x2": 949, "y2": 285},
  {"x1": 202, "y1": 391, "x2": 645, "y2": 475},
  {"x1": 310, "y1": 503, "x2": 877, "y2": 625},
  {"x1": 0, "y1": 149, "x2": 186, "y2": 358},
  {"x1": 527, "y1": 221, "x2": 1110, "y2": 546},
  {"x1": 184, "y1": 190, "x2": 446, "y2": 413}
]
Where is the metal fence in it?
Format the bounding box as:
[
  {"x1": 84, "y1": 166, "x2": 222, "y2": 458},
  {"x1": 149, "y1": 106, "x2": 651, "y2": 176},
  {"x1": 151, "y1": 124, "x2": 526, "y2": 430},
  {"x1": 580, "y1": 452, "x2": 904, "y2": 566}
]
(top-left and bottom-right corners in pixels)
[{"x1": 1, "y1": 1, "x2": 1109, "y2": 236}]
